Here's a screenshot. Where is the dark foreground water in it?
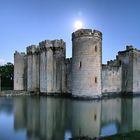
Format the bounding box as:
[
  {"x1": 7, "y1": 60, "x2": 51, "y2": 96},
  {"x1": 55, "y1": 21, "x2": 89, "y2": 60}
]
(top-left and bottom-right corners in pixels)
[{"x1": 0, "y1": 96, "x2": 140, "y2": 140}]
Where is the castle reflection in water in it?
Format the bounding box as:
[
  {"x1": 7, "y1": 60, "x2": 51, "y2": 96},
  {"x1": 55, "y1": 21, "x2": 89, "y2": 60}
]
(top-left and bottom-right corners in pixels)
[{"x1": 1, "y1": 96, "x2": 140, "y2": 140}]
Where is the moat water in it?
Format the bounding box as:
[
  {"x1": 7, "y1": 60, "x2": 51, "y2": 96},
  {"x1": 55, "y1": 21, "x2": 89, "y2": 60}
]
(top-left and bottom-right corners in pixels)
[{"x1": 0, "y1": 95, "x2": 140, "y2": 140}]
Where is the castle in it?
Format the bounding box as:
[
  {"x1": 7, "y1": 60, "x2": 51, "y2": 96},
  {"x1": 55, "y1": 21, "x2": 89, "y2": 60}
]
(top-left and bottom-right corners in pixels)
[{"x1": 14, "y1": 29, "x2": 140, "y2": 98}]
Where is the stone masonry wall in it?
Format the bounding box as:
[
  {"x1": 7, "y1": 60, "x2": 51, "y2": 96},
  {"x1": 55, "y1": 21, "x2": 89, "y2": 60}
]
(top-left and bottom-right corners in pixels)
[
  {"x1": 102, "y1": 65, "x2": 122, "y2": 93},
  {"x1": 65, "y1": 58, "x2": 72, "y2": 93},
  {"x1": 39, "y1": 39, "x2": 66, "y2": 94},
  {"x1": 39, "y1": 40, "x2": 53, "y2": 93},
  {"x1": 14, "y1": 51, "x2": 27, "y2": 90},
  {"x1": 52, "y1": 40, "x2": 66, "y2": 93},
  {"x1": 132, "y1": 49, "x2": 140, "y2": 93},
  {"x1": 27, "y1": 45, "x2": 39, "y2": 92},
  {"x1": 102, "y1": 46, "x2": 140, "y2": 94},
  {"x1": 118, "y1": 46, "x2": 133, "y2": 93},
  {"x1": 14, "y1": 29, "x2": 140, "y2": 96},
  {"x1": 72, "y1": 29, "x2": 102, "y2": 97}
]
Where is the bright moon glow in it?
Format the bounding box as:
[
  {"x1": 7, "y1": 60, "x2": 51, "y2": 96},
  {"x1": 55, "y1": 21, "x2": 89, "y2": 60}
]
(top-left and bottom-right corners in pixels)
[{"x1": 74, "y1": 20, "x2": 83, "y2": 30}]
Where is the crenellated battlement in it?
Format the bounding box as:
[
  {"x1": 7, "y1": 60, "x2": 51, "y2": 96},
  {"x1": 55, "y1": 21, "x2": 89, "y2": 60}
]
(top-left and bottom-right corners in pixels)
[
  {"x1": 118, "y1": 45, "x2": 140, "y2": 55},
  {"x1": 93, "y1": 30, "x2": 102, "y2": 39},
  {"x1": 26, "y1": 45, "x2": 38, "y2": 55},
  {"x1": 39, "y1": 40, "x2": 51, "y2": 52},
  {"x1": 52, "y1": 39, "x2": 65, "y2": 48},
  {"x1": 102, "y1": 64, "x2": 121, "y2": 71},
  {"x1": 106, "y1": 59, "x2": 121, "y2": 67},
  {"x1": 39, "y1": 39, "x2": 66, "y2": 52},
  {"x1": 14, "y1": 51, "x2": 26, "y2": 56},
  {"x1": 65, "y1": 58, "x2": 72, "y2": 64},
  {"x1": 14, "y1": 28, "x2": 140, "y2": 95},
  {"x1": 72, "y1": 29, "x2": 102, "y2": 40},
  {"x1": 39, "y1": 39, "x2": 65, "y2": 50},
  {"x1": 39, "y1": 40, "x2": 53, "y2": 49}
]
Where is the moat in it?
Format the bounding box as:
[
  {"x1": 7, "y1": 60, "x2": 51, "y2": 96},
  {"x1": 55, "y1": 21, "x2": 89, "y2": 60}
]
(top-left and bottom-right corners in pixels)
[{"x1": 0, "y1": 95, "x2": 140, "y2": 140}]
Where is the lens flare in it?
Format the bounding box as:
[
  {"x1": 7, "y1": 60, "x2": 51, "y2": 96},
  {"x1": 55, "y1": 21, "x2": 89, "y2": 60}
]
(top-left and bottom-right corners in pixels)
[{"x1": 74, "y1": 20, "x2": 83, "y2": 30}]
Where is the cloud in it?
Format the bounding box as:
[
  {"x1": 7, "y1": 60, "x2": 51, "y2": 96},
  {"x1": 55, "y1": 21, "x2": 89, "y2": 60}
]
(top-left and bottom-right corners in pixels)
[{"x1": 0, "y1": 59, "x2": 7, "y2": 66}]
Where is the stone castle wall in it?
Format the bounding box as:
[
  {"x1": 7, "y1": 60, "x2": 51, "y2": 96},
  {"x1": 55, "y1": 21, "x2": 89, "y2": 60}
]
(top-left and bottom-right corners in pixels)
[
  {"x1": 118, "y1": 46, "x2": 133, "y2": 93},
  {"x1": 27, "y1": 45, "x2": 40, "y2": 92},
  {"x1": 65, "y1": 58, "x2": 72, "y2": 93},
  {"x1": 102, "y1": 65, "x2": 122, "y2": 93},
  {"x1": 14, "y1": 28, "x2": 140, "y2": 96},
  {"x1": 39, "y1": 40, "x2": 54, "y2": 93},
  {"x1": 72, "y1": 29, "x2": 102, "y2": 97},
  {"x1": 14, "y1": 51, "x2": 27, "y2": 90},
  {"x1": 52, "y1": 40, "x2": 66, "y2": 93},
  {"x1": 14, "y1": 40, "x2": 66, "y2": 94},
  {"x1": 39, "y1": 39, "x2": 66, "y2": 94},
  {"x1": 117, "y1": 46, "x2": 140, "y2": 93},
  {"x1": 131, "y1": 49, "x2": 140, "y2": 92}
]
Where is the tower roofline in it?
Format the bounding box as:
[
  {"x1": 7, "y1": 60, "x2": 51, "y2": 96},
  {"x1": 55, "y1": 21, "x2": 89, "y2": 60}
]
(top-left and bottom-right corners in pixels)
[
  {"x1": 118, "y1": 45, "x2": 140, "y2": 54},
  {"x1": 72, "y1": 28, "x2": 102, "y2": 40},
  {"x1": 26, "y1": 45, "x2": 38, "y2": 54}
]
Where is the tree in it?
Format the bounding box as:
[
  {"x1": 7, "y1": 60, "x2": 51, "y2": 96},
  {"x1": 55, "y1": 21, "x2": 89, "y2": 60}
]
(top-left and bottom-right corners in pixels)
[{"x1": 0, "y1": 62, "x2": 14, "y2": 90}]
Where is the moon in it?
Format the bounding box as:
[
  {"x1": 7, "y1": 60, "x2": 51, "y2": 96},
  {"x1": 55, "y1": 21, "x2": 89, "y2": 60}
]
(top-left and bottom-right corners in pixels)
[{"x1": 74, "y1": 20, "x2": 83, "y2": 30}]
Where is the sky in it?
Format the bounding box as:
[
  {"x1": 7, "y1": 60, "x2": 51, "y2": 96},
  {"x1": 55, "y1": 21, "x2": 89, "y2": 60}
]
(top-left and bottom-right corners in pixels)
[{"x1": 0, "y1": 0, "x2": 140, "y2": 65}]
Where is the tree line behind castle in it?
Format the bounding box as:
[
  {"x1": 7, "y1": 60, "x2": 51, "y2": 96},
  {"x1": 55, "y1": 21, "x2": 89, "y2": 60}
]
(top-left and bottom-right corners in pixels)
[
  {"x1": 14, "y1": 29, "x2": 140, "y2": 97},
  {"x1": 0, "y1": 63, "x2": 13, "y2": 90}
]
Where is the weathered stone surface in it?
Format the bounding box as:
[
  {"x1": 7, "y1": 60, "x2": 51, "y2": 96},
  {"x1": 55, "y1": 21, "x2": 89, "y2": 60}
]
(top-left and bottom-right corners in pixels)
[
  {"x1": 14, "y1": 29, "x2": 140, "y2": 96},
  {"x1": 118, "y1": 47, "x2": 133, "y2": 93},
  {"x1": 72, "y1": 29, "x2": 102, "y2": 97},
  {"x1": 102, "y1": 65, "x2": 122, "y2": 93},
  {"x1": 39, "y1": 50, "x2": 47, "y2": 92},
  {"x1": 116, "y1": 46, "x2": 140, "y2": 93},
  {"x1": 27, "y1": 45, "x2": 39, "y2": 92},
  {"x1": 14, "y1": 51, "x2": 27, "y2": 90},
  {"x1": 65, "y1": 58, "x2": 72, "y2": 93},
  {"x1": 39, "y1": 39, "x2": 66, "y2": 94},
  {"x1": 131, "y1": 49, "x2": 140, "y2": 93}
]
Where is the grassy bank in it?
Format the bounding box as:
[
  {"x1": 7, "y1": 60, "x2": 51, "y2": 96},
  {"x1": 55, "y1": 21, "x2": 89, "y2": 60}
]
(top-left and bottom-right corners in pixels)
[
  {"x1": 101, "y1": 131, "x2": 140, "y2": 140},
  {"x1": 70, "y1": 131, "x2": 140, "y2": 140}
]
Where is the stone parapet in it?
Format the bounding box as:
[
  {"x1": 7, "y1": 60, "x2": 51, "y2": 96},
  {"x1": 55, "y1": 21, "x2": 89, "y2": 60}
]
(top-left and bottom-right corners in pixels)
[
  {"x1": 107, "y1": 59, "x2": 121, "y2": 67},
  {"x1": 72, "y1": 29, "x2": 102, "y2": 40},
  {"x1": 26, "y1": 45, "x2": 38, "y2": 55},
  {"x1": 65, "y1": 58, "x2": 72, "y2": 64},
  {"x1": 39, "y1": 39, "x2": 65, "y2": 52},
  {"x1": 14, "y1": 51, "x2": 27, "y2": 90},
  {"x1": 14, "y1": 51, "x2": 26, "y2": 56},
  {"x1": 39, "y1": 40, "x2": 53, "y2": 48},
  {"x1": 52, "y1": 39, "x2": 65, "y2": 48}
]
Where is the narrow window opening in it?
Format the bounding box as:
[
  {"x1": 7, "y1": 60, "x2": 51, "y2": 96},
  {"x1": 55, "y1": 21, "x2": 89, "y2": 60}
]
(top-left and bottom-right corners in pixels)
[
  {"x1": 95, "y1": 77, "x2": 97, "y2": 83},
  {"x1": 94, "y1": 114, "x2": 97, "y2": 121},
  {"x1": 79, "y1": 61, "x2": 82, "y2": 68},
  {"x1": 66, "y1": 74, "x2": 67, "y2": 87},
  {"x1": 119, "y1": 61, "x2": 121, "y2": 65},
  {"x1": 125, "y1": 80, "x2": 127, "y2": 86},
  {"x1": 95, "y1": 46, "x2": 97, "y2": 52},
  {"x1": 125, "y1": 70, "x2": 127, "y2": 77}
]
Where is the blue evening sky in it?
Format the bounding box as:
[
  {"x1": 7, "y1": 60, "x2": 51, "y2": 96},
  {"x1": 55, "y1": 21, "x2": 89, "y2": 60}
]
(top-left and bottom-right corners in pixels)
[{"x1": 0, "y1": 0, "x2": 140, "y2": 64}]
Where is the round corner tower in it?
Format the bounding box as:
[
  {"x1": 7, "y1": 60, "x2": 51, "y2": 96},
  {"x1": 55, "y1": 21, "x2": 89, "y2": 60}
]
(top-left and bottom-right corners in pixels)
[{"x1": 72, "y1": 29, "x2": 102, "y2": 97}]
